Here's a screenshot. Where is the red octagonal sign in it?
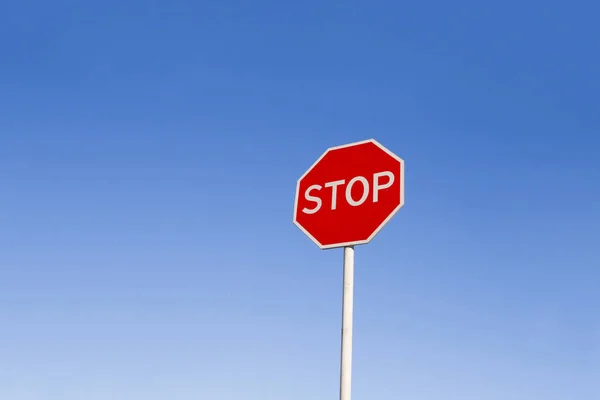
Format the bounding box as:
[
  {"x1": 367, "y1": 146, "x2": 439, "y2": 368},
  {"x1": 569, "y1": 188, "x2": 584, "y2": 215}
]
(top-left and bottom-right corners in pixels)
[{"x1": 294, "y1": 139, "x2": 404, "y2": 249}]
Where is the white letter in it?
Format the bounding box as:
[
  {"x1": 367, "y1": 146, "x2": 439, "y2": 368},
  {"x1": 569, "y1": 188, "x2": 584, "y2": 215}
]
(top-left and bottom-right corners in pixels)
[
  {"x1": 373, "y1": 171, "x2": 394, "y2": 202},
  {"x1": 325, "y1": 179, "x2": 345, "y2": 210},
  {"x1": 302, "y1": 184, "x2": 322, "y2": 214},
  {"x1": 345, "y1": 176, "x2": 369, "y2": 206}
]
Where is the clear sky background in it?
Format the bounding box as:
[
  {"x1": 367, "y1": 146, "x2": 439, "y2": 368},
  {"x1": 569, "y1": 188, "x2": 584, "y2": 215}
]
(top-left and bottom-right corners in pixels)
[{"x1": 1, "y1": 1, "x2": 599, "y2": 399}]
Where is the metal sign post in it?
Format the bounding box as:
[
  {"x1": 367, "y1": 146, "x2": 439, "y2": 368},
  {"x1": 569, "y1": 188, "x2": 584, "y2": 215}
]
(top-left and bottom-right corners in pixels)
[{"x1": 340, "y1": 245, "x2": 355, "y2": 400}]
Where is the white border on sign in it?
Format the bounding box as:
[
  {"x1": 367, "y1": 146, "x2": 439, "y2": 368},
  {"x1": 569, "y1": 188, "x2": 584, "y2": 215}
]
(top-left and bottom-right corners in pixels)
[{"x1": 293, "y1": 138, "x2": 405, "y2": 250}]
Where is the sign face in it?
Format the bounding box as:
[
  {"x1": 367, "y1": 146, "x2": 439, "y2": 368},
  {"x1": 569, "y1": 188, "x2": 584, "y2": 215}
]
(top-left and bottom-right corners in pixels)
[{"x1": 294, "y1": 139, "x2": 404, "y2": 249}]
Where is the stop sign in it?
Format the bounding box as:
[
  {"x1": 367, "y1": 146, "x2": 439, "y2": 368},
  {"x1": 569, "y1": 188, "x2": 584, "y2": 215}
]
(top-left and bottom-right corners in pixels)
[{"x1": 293, "y1": 139, "x2": 404, "y2": 249}]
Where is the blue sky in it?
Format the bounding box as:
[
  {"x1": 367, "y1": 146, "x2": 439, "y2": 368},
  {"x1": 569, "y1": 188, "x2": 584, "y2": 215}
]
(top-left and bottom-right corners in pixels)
[{"x1": 1, "y1": 1, "x2": 599, "y2": 399}]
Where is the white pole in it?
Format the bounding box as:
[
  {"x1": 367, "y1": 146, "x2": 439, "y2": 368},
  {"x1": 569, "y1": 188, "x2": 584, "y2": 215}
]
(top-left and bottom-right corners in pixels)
[{"x1": 340, "y1": 245, "x2": 355, "y2": 400}]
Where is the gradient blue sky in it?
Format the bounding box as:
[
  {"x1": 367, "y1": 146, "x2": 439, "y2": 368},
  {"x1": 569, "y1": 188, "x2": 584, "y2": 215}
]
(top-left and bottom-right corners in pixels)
[{"x1": 1, "y1": 1, "x2": 599, "y2": 399}]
